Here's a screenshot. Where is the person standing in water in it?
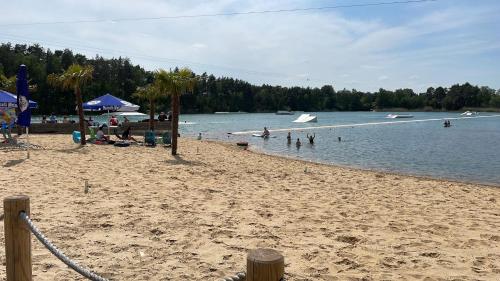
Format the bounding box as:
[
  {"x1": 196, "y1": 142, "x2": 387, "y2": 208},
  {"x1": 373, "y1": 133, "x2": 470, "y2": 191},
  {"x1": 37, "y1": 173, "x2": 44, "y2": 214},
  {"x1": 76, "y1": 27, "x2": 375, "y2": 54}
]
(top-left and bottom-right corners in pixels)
[
  {"x1": 296, "y1": 138, "x2": 301, "y2": 148},
  {"x1": 287, "y1": 132, "x2": 292, "y2": 144},
  {"x1": 307, "y1": 133, "x2": 315, "y2": 144},
  {"x1": 263, "y1": 127, "x2": 270, "y2": 137}
]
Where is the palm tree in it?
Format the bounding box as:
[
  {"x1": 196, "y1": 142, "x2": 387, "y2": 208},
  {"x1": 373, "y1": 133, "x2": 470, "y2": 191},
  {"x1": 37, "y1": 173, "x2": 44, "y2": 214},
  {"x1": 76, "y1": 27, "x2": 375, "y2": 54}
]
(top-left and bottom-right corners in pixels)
[
  {"x1": 0, "y1": 74, "x2": 16, "y2": 93},
  {"x1": 133, "y1": 83, "x2": 162, "y2": 131},
  {"x1": 156, "y1": 68, "x2": 196, "y2": 155},
  {"x1": 47, "y1": 64, "x2": 93, "y2": 145}
]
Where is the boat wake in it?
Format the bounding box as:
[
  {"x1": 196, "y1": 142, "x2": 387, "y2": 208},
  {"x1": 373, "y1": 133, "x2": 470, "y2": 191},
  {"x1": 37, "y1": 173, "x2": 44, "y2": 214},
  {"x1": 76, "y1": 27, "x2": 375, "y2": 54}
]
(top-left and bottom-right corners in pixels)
[{"x1": 231, "y1": 114, "x2": 500, "y2": 135}]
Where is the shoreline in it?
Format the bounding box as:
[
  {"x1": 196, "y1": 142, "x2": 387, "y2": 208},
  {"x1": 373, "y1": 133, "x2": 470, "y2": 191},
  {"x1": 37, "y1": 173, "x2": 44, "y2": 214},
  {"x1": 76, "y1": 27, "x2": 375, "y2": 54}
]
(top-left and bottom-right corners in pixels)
[{"x1": 202, "y1": 137, "x2": 500, "y2": 189}]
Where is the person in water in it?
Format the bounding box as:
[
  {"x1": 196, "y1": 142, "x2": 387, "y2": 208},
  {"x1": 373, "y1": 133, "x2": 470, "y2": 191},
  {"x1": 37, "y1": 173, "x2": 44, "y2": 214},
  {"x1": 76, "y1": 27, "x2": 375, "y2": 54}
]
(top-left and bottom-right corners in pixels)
[
  {"x1": 287, "y1": 132, "x2": 292, "y2": 144},
  {"x1": 263, "y1": 127, "x2": 270, "y2": 137},
  {"x1": 307, "y1": 133, "x2": 315, "y2": 144},
  {"x1": 296, "y1": 138, "x2": 301, "y2": 147}
]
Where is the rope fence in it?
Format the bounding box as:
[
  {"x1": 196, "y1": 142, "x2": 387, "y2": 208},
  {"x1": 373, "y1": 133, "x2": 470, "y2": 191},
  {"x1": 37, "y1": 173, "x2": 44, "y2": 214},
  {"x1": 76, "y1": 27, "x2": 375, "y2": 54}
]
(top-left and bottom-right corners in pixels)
[
  {"x1": 4, "y1": 195, "x2": 284, "y2": 281},
  {"x1": 19, "y1": 212, "x2": 109, "y2": 281},
  {"x1": 220, "y1": 271, "x2": 246, "y2": 281}
]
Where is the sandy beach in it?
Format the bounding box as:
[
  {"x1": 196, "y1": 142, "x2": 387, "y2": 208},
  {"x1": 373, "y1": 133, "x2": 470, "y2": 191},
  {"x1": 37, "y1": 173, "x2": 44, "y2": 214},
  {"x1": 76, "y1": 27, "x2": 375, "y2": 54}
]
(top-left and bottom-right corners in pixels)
[{"x1": 1, "y1": 135, "x2": 499, "y2": 280}]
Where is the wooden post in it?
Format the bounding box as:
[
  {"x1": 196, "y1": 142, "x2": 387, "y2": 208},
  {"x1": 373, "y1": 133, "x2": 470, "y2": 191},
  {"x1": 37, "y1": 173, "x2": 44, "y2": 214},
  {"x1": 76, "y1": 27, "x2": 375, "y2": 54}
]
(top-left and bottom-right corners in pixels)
[
  {"x1": 4, "y1": 195, "x2": 32, "y2": 281},
  {"x1": 247, "y1": 248, "x2": 284, "y2": 281}
]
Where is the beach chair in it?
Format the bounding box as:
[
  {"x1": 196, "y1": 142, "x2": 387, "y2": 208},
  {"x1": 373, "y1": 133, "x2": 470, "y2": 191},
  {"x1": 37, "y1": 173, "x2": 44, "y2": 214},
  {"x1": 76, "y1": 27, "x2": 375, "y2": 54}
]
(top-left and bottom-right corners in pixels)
[
  {"x1": 72, "y1": 131, "x2": 81, "y2": 144},
  {"x1": 162, "y1": 131, "x2": 171, "y2": 146},
  {"x1": 144, "y1": 130, "x2": 156, "y2": 146},
  {"x1": 87, "y1": 127, "x2": 97, "y2": 142},
  {"x1": 1, "y1": 124, "x2": 17, "y2": 145}
]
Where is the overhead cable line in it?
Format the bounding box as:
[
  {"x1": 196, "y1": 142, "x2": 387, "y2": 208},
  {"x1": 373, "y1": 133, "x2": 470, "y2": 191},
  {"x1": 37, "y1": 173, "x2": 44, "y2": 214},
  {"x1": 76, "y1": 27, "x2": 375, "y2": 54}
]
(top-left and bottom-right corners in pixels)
[
  {"x1": 0, "y1": 33, "x2": 330, "y2": 84},
  {"x1": 0, "y1": 0, "x2": 437, "y2": 27}
]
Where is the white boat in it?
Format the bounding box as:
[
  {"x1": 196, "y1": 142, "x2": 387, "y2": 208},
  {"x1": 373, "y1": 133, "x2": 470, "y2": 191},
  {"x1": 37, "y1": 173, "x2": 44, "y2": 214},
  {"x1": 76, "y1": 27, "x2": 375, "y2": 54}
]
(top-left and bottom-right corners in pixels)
[
  {"x1": 293, "y1": 113, "x2": 317, "y2": 123},
  {"x1": 386, "y1": 114, "x2": 413, "y2": 119},
  {"x1": 276, "y1": 110, "x2": 294, "y2": 115},
  {"x1": 461, "y1": 111, "x2": 478, "y2": 116}
]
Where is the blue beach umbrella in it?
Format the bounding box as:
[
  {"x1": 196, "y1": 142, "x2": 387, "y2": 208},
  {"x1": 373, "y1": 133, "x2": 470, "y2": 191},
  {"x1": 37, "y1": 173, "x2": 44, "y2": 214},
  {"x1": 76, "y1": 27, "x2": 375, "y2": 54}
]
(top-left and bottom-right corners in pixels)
[
  {"x1": 82, "y1": 93, "x2": 139, "y2": 112},
  {"x1": 82, "y1": 93, "x2": 139, "y2": 135},
  {"x1": 0, "y1": 90, "x2": 37, "y2": 109}
]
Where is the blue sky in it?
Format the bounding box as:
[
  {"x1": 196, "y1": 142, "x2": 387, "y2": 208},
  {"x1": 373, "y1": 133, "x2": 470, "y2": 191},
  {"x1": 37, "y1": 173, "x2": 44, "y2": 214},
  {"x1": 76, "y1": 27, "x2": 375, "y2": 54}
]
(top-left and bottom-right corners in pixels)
[{"x1": 0, "y1": 0, "x2": 499, "y2": 92}]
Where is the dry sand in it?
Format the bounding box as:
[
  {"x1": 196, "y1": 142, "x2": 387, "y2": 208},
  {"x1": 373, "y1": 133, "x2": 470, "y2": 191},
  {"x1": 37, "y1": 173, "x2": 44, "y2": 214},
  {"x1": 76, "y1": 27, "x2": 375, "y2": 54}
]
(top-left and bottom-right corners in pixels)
[{"x1": 1, "y1": 135, "x2": 499, "y2": 280}]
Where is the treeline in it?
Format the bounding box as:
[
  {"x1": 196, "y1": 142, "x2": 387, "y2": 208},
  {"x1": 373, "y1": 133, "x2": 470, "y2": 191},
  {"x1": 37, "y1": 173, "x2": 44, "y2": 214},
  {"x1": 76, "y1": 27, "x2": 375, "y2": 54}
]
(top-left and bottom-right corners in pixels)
[{"x1": 1, "y1": 43, "x2": 499, "y2": 114}]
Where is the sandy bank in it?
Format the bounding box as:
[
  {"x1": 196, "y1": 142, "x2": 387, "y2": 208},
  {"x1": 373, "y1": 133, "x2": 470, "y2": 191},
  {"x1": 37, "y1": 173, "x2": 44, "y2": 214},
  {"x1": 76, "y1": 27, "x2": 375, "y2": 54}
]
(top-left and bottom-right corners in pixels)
[{"x1": 1, "y1": 135, "x2": 499, "y2": 280}]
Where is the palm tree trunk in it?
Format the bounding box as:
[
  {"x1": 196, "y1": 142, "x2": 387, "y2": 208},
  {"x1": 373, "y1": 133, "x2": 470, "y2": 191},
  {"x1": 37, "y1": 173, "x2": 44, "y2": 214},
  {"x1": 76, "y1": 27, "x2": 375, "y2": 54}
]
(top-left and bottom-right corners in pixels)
[
  {"x1": 171, "y1": 92, "x2": 179, "y2": 155},
  {"x1": 75, "y1": 87, "x2": 86, "y2": 145},
  {"x1": 149, "y1": 99, "x2": 155, "y2": 131}
]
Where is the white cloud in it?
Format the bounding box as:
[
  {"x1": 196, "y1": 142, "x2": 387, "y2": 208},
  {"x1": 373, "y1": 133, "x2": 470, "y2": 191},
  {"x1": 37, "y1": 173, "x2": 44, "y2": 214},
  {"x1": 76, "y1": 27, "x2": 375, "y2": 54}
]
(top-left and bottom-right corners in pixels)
[{"x1": 0, "y1": 0, "x2": 499, "y2": 92}]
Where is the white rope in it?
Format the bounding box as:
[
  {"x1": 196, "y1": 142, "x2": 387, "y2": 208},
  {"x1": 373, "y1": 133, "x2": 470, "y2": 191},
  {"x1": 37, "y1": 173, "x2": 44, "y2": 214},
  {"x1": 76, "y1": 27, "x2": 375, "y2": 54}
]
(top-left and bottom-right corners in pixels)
[
  {"x1": 220, "y1": 271, "x2": 246, "y2": 281},
  {"x1": 19, "y1": 212, "x2": 109, "y2": 281}
]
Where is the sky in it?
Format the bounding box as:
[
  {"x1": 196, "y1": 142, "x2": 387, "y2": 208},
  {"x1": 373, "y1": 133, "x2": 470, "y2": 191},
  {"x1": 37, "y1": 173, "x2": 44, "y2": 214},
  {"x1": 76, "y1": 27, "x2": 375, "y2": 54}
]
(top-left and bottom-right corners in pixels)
[{"x1": 0, "y1": 0, "x2": 499, "y2": 92}]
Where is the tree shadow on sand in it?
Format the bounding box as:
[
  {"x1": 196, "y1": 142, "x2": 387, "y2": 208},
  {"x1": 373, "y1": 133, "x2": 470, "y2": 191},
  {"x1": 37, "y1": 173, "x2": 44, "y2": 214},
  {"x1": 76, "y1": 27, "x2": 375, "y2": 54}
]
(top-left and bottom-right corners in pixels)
[
  {"x1": 3, "y1": 158, "x2": 26, "y2": 167},
  {"x1": 163, "y1": 154, "x2": 202, "y2": 166}
]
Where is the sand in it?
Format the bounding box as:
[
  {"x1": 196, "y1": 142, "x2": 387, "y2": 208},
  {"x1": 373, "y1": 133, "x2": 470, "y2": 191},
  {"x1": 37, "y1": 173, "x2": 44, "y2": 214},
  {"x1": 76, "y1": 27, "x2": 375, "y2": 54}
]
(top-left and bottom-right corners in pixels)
[{"x1": 0, "y1": 135, "x2": 499, "y2": 280}]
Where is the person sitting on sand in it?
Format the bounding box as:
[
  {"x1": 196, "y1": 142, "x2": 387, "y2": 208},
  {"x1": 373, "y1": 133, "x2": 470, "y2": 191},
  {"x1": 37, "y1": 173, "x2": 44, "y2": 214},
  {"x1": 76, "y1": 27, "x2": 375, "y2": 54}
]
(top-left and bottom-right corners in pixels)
[
  {"x1": 307, "y1": 133, "x2": 315, "y2": 144},
  {"x1": 296, "y1": 138, "x2": 301, "y2": 147},
  {"x1": 197, "y1": 132, "x2": 202, "y2": 140},
  {"x1": 96, "y1": 125, "x2": 109, "y2": 142},
  {"x1": 115, "y1": 126, "x2": 138, "y2": 142},
  {"x1": 263, "y1": 127, "x2": 270, "y2": 137}
]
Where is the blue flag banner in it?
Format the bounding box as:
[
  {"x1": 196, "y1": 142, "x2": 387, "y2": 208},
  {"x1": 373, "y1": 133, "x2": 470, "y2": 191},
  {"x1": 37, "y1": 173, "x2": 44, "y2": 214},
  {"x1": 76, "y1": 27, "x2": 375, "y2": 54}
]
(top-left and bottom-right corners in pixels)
[{"x1": 16, "y1": 64, "x2": 31, "y2": 127}]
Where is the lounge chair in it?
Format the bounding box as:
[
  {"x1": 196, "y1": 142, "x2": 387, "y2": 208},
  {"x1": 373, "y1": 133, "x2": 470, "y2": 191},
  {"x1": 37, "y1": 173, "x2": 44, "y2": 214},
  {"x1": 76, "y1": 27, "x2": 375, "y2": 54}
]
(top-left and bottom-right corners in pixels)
[
  {"x1": 144, "y1": 130, "x2": 156, "y2": 146},
  {"x1": 162, "y1": 131, "x2": 171, "y2": 146},
  {"x1": 87, "y1": 127, "x2": 97, "y2": 142},
  {"x1": 1, "y1": 124, "x2": 15, "y2": 144}
]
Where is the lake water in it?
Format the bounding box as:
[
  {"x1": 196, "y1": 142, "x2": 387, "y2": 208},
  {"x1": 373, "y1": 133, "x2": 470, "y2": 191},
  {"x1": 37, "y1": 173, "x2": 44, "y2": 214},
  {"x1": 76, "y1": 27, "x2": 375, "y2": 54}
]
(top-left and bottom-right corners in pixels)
[{"x1": 34, "y1": 112, "x2": 500, "y2": 185}]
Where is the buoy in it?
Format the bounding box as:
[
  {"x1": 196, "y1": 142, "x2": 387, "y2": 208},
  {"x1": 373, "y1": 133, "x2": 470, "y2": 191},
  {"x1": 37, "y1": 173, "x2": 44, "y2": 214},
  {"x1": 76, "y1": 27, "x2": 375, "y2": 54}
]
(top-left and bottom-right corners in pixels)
[{"x1": 237, "y1": 142, "x2": 248, "y2": 147}]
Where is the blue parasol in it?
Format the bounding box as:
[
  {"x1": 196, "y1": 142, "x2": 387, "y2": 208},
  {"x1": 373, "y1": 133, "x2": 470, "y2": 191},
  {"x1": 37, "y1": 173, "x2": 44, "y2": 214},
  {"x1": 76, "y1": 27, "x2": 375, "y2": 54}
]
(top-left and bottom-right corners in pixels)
[
  {"x1": 16, "y1": 64, "x2": 32, "y2": 127},
  {"x1": 82, "y1": 93, "x2": 139, "y2": 112},
  {"x1": 0, "y1": 90, "x2": 37, "y2": 109}
]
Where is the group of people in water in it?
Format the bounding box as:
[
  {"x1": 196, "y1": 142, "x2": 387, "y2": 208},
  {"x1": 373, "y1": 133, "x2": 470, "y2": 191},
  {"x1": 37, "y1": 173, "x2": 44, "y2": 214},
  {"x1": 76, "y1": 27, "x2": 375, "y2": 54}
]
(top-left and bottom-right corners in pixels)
[
  {"x1": 262, "y1": 127, "x2": 341, "y2": 148},
  {"x1": 444, "y1": 120, "x2": 452, "y2": 127}
]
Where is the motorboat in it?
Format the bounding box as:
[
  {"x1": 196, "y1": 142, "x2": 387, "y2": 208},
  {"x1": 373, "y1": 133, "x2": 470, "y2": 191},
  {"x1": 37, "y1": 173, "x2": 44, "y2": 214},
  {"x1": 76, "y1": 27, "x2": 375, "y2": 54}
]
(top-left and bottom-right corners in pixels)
[
  {"x1": 276, "y1": 110, "x2": 294, "y2": 115},
  {"x1": 293, "y1": 113, "x2": 317, "y2": 123},
  {"x1": 461, "y1": 111, "x2": 478, "y2": 116},
  {"x1": 386, "y1": 114, "x2": 413, "y2": 119}
]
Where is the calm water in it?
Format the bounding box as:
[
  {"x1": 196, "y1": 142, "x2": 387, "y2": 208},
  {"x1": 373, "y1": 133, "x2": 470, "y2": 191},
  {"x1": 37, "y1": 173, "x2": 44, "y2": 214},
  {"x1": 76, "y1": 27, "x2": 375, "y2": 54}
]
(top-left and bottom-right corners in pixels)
[{"x1": 34, "y1": 112, "x2": 500, "y2": 185}]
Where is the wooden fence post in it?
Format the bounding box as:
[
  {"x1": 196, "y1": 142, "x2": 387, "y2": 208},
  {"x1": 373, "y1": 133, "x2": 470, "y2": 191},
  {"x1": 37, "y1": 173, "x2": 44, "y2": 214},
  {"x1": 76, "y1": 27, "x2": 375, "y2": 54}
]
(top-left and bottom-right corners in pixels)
[
  {"x1": 4, "y1": 195, "x2": 32, "y2": 281},
  {"x1": 247, "y1": 248, "x2": 284, "y2": 281}
]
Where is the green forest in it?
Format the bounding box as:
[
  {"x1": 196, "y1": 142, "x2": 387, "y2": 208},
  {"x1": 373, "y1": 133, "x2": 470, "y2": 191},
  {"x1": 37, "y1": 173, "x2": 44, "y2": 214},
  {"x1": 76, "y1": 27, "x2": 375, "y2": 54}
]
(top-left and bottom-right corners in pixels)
[{"x1": 1, "y1": 43, "x2": 499, "y2": 114}]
